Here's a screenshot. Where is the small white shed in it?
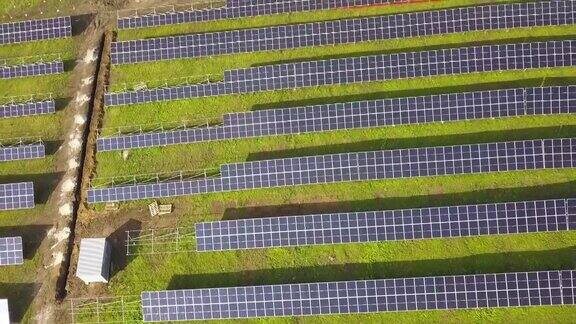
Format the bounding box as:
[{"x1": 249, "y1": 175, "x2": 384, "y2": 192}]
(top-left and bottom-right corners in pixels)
[
  {"x1": 0, "y1": 299, "x2": 9, "y2": 324},
  {"x1": 76, "y1": 238, "x2": 112, "y2": 284}
]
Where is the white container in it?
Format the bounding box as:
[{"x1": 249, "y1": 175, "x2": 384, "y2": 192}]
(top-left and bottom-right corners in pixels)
[
  {"x1": 76, "y1": 238, "x2": 111, "y2": 284},
  {"x1": 0, "y1": 299, "x2": 9, "y2": 324}
]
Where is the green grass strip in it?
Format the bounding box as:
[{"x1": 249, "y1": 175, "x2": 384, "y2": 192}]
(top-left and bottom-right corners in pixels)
[
  {"x1": 0, "y1": 111, "x2": 62, "y2": 140},
  {"x1": 0, "y1": 0, "x2": 72, "y2": 22},
  {"x1": 0, "y1": 73, "x2": 71, "y2": 102},
  {"x1": 0, "y1": 38, "x2": 75, "y2": 64}
]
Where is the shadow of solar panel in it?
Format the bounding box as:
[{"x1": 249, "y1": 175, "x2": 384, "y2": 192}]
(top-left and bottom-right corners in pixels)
[
  {"x1": 0, "y1": 100, "x2": 56, "y2": 119},
  {"x1": 97, "y1": 86, "x2": 575, "y2": 152},
  {"x1": 104, "y1": 40, "x2": 575, "y2": 106},
  {"x1": 0, "y1": 16, "x2": 72, "y2": 45},
  {"x1": 0, "y1": 182, "x2": 34, "y2": 211},
  {"x1": 112, "y1": 1, "x2": 574, "y2": 64},
  {"x1": 118, "y1": 0, "x2": 405, "y2": 29},
  {"x1": 87, "y1": 138, "x2": 575, "y2": 203},
  {"x1": 0, "y1": 61, "x2": 65, "y2": 79},
  {"x1": 141, "y1": 270, "x2": 575, "y2": 321},
  {"x1": 0, "y1": 236, "x2": 24, "y2": 266},
  {"x1": 0, "y1": 143, "x2": 45, "y2": 162},
  {"x1": 195, "y1": 199, "x2": 575, "y2": 251}
]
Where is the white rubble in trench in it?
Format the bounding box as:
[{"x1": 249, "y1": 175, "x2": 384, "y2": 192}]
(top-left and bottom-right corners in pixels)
[
  {"x1": 49, "y1": 227, "x2": 71, "y2": 250},
  {"x1": 47, "y1": 69, "x2": 93, "y2": 269}
]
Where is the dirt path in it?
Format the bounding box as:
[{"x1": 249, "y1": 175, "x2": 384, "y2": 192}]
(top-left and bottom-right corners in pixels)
[
  {"x1": 26, "y1": 1, "x2": 194, "y2": 322},
  {"x1": 28, "y1": 7, "x2": 115, "y2": 324}
]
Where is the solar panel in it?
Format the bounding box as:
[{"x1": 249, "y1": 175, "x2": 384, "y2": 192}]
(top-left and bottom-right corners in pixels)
[
  {"x1": 0, "y1": 182, "x2": 35, "y2": 211},
  {"x1": 141, "y1": 270, "x2": 575, "y2": 321},
  {"x1": 118, "y1": 0, "x2": 407, "y2": 29},
  {"x1": 0, "y1": 16, "x2": 72, "y2": 45},
  {"x1": 111, "y1": 1, "x2": 574, "y2": 64},
  {"x1": 218, "y1": 138, "x2": 573, "y2": 178},
  {"x1": 0, "y1": 236, "x2": 24, "y2": 266},
  {"x1": 104, "y1": 40, "x2": 574, "y2": 107},
  {"x1": 87, "y1": 138, "x2": 575, "y2": 204},
  {"x1": 0, "y1": 99, "x2": 56, "y2": 119},
  {"x1": 0, "y1": 60, "x2": 65, "y2": 79},
  {"x1": 196, "y1": 198, "x2": 576, "y2": 251},
  {"x1": 0, "y1": 143, "x2": 45, "y2": 163},
  {"x1": 97, "y1": 86, "x2": 575, "y2": 151}
]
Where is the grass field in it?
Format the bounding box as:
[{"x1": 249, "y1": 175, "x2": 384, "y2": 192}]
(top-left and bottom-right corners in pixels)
[
  {"x1": 102, "y1": 169, "x2": 576, "y2": 323},
  {"x1": 42, "y1": 0, "x2": 576, "y2": 322}
]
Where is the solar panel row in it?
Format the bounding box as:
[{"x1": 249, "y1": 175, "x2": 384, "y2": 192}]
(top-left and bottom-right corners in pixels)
[
  {"x1": 141, "y1": 270, "x2": 576, "y2": 321},
  {"x1": 196, "y1": 198, "x2": 576, "y2": 251},
  {"x1": 0, "y1": 61, "x2": 64, "y2": 80},
  {"x1": 0, "y1": 236, "x2": 24, "y2": 266},
  {"x1": 104, "y1": 40, "x2": 575, "y2": 106},
  {"x1": 220, "y1": 138, "x2": 575, "y2": 178},
  {"x1": 0, "y1": 143, "x2": 45, "y2": 163},
  {"x1": 0, "y1": 182, "x2": 34, "y2": 211},
  {"x1": 87, "y1": 138, "x2": 575, "y2": 203},
  {"x1": 226, "y1": 41, "x2": 573, "y2": 83},
  {"x1": 118, "y1": 0, "x2": 404, "y2": 29},
  {"x1": 0, "y1": 16, "x2": 72, "y2": 45},
  {"x1": 97, "y1": 86, "x2": 575, "y2": 151},
  {"x1": 112, "y1": 1, "x2": 574, "y2": 64},
  {"x1": 0, "y1": 100, "x2": 56, "y2": 119}
]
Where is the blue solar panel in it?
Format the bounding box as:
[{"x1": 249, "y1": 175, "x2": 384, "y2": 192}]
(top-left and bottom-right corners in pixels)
[
  {"x1": 0, "y1": 182, "x2": 34, "y2": 211},
  {"x1": 0, "y1": 99, "x2": 56, "y2": 119},
  {"x1": 104, "y1": 41, "x2": 574, "y2": 106},
  {"x1": 0, "y1": 236, "x2": 24, "y2": 266},
  {"x1": 196, "y1": 198, "x2": 576, "y2": 251},
  {"x1": 111, "y1": 1, "x2": 574, "y2": 64},
  {"x1": 87, "y1": 138, "x2": 575, "y2": 203},
  {"x1": 118, "y1": 0, "x2": 405, "y2": 29},
  {"x1": 141, "y1": 270, "x2": 575, "y2": 321},
  {"x1": 97, "y1": 86, "x2": 575, "y2": 151},
  {"x1": 0, "y1": 60, "x2": 64, "y2": 79},
  {"x1": 0, "y1": 16, "x2": 72, "y2": 45},
  {"x1": 0, "y1": 142, "x2": 45, "y2": 162}
]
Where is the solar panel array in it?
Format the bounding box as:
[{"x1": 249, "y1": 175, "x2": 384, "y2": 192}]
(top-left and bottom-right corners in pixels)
[
  {"x1": 87, "y1": 138, "x2": 576, "y2": 203},
  {"x1": 196, "y1": 198, "x2": 576, "y2": 251},
  {"x1": 0, "y1": 61, "x2": 64, "y2": 80},
  {"x1": 118, "y1": 0, "x2": 404, "y2": 29},
  {"x1": 0, "y1": 236, "x2": 24, "y2": 266},
  {"x1": 0, "y1": 143, "x2": 45, "y2": 163},
  {"x1": 97, "y1": 86, "x2": 575, "y2": 151},
  {"x1": 0, "y1": 16, "x2": 72, "y2": 45},
  {"x1": 112, "y1": 1, "x2": 575, "y2": 64},
  {"x1": 104, "y1": 40, "x2": 575, "y2": 106},
  {"x1": 0, "y1": 100, "x2": 56, "y2": 119},
  {"x1": 0, "y1": 182, "x2": 34, "y2": 211},
  {"x1": 141, "y1": 270, "x2": 576, "y2": 321}
]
